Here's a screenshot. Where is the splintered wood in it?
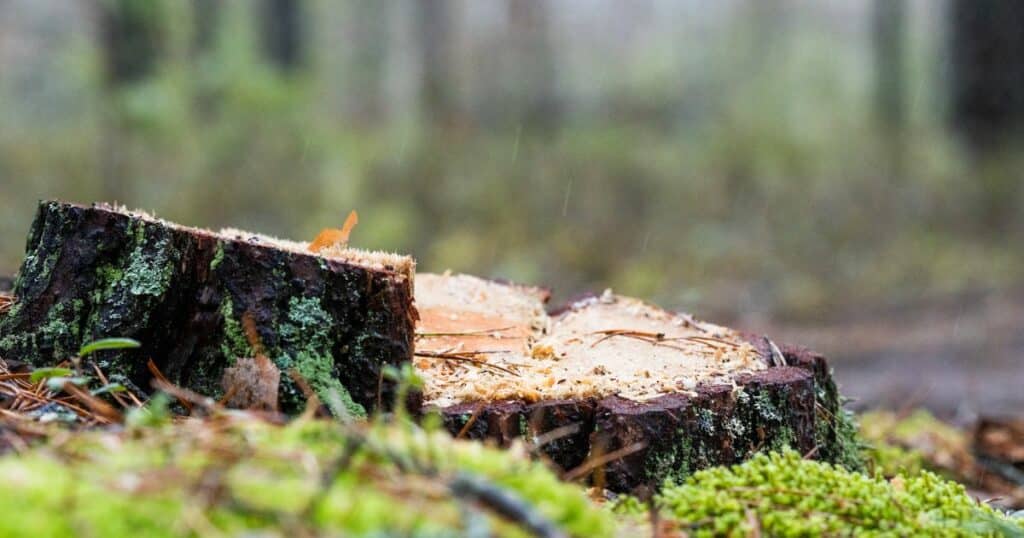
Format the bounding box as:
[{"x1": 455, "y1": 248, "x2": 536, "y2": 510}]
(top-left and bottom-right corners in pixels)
[
  {"x1": 0, "y1": 292, "x2": 12, "y2": 316},
  {"x1": 414, "y1": 274, "x2": 766, "y2": 408}
]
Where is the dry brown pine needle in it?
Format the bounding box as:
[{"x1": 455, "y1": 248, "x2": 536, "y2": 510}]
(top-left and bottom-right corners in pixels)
[{"x1": 0, "y1": 293, "x2": 13, "y2": 315}]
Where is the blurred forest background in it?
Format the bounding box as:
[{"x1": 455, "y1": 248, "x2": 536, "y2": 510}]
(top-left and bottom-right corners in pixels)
[{"x1": 0, "y1": 0, "x2": 1021, "y2": 415}]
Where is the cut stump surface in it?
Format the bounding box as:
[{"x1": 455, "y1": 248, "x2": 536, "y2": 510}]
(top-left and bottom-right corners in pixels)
[{"x1": 416, "y1": 274, "x2": 859, "y2": 494}]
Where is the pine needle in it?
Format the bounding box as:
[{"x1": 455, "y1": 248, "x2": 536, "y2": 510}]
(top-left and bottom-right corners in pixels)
[
  {"x1": 0, "y1": 292, "x2": 13, "y2": 315},
  {"x1": 414, "y1": 351, "x2": 520, "y2": 376},
  {"x1": 416, "y1": 326, "x2": 518, "y2": 338}
]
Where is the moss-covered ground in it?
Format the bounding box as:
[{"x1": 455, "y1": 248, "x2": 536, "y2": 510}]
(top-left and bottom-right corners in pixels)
[
  {"x1": 0, "y1": 412, "x2": 613, "y2": 538},
  {"x1": 633, "y1": 449, "x2": 1023, "y2": 537},
  {"x1": 0, "y1": 332, "x2": 1020, "y2": 536},
  {"x1": 0, "y1": 407, "x2": 1021, "y2": 537}
]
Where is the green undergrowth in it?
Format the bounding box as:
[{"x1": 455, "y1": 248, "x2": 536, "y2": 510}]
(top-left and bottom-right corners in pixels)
[
  {"x1": 614, "y1": 448, "x2": 1023, "y2": 537},
  {"x1": 2, "y1": 410, "x2": 1021, "y2": 537},
  {"x1": 0, "y1": 415, "x2": 612, "y2": 538},
  {"x1": 859, "y1": 409, "x2": 969, "y2": 479}
]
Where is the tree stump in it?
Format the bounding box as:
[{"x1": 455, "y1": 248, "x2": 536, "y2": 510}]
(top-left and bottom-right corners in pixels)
[
  {"x1": 0, "y1": 201, "x2": 416, "y2": 415},
  {"x1": 415, "y1": 273, "x2": 860, "y2": 494}
]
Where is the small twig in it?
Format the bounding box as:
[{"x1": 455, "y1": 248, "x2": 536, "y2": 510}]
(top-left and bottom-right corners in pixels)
[
  {"x1": 5, "y1": 390, "x2": 93, "y2": 418},
  {"x1": 60, "y1": 381, "x2": 123, "y2": 423},
  {"x1": 530, "y1": 423, "x2": 582, "y2": 450},
  {"x1": 765, "y1": 338, "x2": 787, "y2": 367},
  {"x1": 241, "y1": 313, "x2": 266, "y2": 357},
  {"x1": 0, "y1": 293, "x2": 14, "y2": 315},
  {"x1": 416, "y1": 326, "x2": 518, "y2": 338},
  {"x1": 450, "y1": 472, "x2": 567, "y2": 538},
  {"x1": 415, "y1": 351, "x2": 520, "y2": 377},
  {"x1": 456, "y1": 402, "x2": 486, "y2": 440},
  {"x1": 590, "y1": 329, "x2": 665, "y2": 348},
  {"x1": 148, "y1": 359, "x2": 193, "y2": 413},
  {"x1": 684, "y1": 335, "x2": 740, "y2": 348},
  {"x1": 91, "y1": 363, "x2": 131, "y2": 409},
  {"x1": 150, "y1": 378, "x2": 221, "y2": 412},
  {"x1": 288, "y1": 369, "x2": 323, "y2": 420},
  {"x1": 746, "y1": 509, "x2": 763, "y2": 538},
  {"x1": 216, "y1": 385, "x2": 239, "y2": 407},
  {"x1": 590, "y1": 329, "x2": 743, "y2": 354},
  {"x1": 562, "y1": 441, "x2": 647, "y2": 482},
  {"x1": 376, "y1": 368, "x2": 384, "y2": 411},
  {"x1": 649, "y1": 497, "x2": 662, "y2": 538}
]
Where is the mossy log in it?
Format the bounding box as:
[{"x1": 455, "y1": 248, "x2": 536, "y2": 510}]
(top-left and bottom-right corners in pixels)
[
  {"x1": 418, "y1": 275, "x2": 860, "y2": 495},
  {"x1": 0, "y1": 201, "x2": 416, "y2": 415}
]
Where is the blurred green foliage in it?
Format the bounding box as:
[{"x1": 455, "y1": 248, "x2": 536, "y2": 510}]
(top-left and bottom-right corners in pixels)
[{"x1": 0, "y1": 1, "x2": 1021, "y2": 320}]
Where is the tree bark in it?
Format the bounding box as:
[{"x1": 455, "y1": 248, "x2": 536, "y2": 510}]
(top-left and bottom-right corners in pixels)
[
  {"x1": 0, "y1": 201, "x2": 415, "y2": 416},
  {"x1": 873, "y1": 0, "x2": 906, "y2": 179},
  {"x1": 345, "y1": 0, "x2": 390, "y2": 124},
  {"x1": 261, "y1": 0, "x2": 305, "y2": 74},
  {"x1": 949, "y1": 0, "x2": 1024, "y2": 149},
  {"x1": 949, "y1": 0, "x2": 1024, "y2": 231},
  {"x1": 505, "y1": 0, "x2": 561, "y2": 132},
  {"x1": 191, "y1": 0, "x2": 221, "y2": 59},
  {"x1": 434, "y1": 340, "x2": 856, "y2": 495},
  {"x1": 97, "y1": 0, "x2": 165, "y2": 86},
  {"x1": 415, "y1": 0, "x2": 457, "y2": 128}
]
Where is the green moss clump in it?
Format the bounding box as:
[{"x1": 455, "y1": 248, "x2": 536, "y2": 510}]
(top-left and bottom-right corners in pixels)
[
  {"x1": 0, "y1": 298, "x2": 84, "y2": 358},
  {"x1": 218, "y1": 295, "x2": 251, "y2": 361},
  {"x1": 752, "y1": 390, "x2": 782, "y2": 422},
  {"x1": 859, "y1": 409, "x2": 966, "y2": 479},
  {"x1": 291, "y1": 350, "x2": 367, "y2": 418},
  {"x1": 646, "y1": 433, "x2": 694, "y2": 485},
  {"x1": 0, "y1": 418, "x2": 615, "y2": 537},
  {"x1": 655, "y1": 448, "x2": 1023, "y2": 537},
  {"x1": 277, "y1": 296, "x2": 366, "y2": 418},
  {"x1": 209, "y1": 242, "x2": 225, "y2": 271},
  {"x1": 813, "y1": 378, "x2": 867, "y2": 471},
  {"x1": 121, "y1": 232, "x2": 175, "y2": 297}
]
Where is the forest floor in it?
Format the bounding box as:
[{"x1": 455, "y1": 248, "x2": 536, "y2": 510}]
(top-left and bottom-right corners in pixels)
[{"x1": 1, "y1": 281, "x2": 1023, "y2": 535}]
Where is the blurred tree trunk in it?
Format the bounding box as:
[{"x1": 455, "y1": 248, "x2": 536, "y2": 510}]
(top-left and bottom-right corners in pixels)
[
  {"x1": 348, "y1": 0, "x2": 389, "y2": 124},
  {"x1": 96, "y1": 0, "x2": 166, "y2": 202},
  {"x1": 414, "y1": 0, "x2": 456, "y2": 128},
  {"x1": 872, "y1": 0, "x2": 906, "y2": 178},
  {"x1": 746, "y1": 0, "x2": 786, "y2": 68},
  {"x1": 949, "y1": 1, "x2": 1024, "y2": 229},
  {"x1": 98, "y1": 0, "x2": 164, "y2": 86},
  {"x1": 506, "y1": 0, "x2": 560, "y2": 132},
  {"x1": 191, "y1": 0, "x2": 221, "y2": 58},
  {"x1": 261, "y1": 0, "x2": 305, "y2": 74},
  {"x1": 190, "y1": 0, "x2": 222, "y2": 119},
  {"x1": 950, "y1": 1, "x2": 1024, "y2": 149}
]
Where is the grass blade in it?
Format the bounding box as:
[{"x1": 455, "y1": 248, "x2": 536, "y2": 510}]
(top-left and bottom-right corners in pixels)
[
  {"x1": 29, "y1": 367, "x2": 74, "y2": 383},
  {"x1": 79, "y1": 338, "x2": 141, "y2": 357}
]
